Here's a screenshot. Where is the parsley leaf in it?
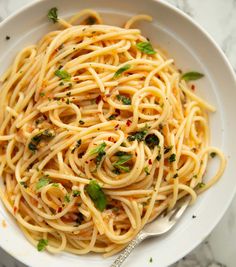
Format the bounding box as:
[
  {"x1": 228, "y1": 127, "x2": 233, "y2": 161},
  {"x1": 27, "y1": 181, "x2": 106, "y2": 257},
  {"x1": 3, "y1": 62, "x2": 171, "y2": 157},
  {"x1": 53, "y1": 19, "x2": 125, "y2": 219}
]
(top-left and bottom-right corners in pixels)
[
  {"x1": 36, "y1": 175, "x2": 51, "y2": 190},
  {"x1": 196, "y1": 182, "x2": 205, "y2": 189},
  {"x1": 89, "y1": 142, "x2": 106, "y2": 156},
  {"x1": 144, "y1": 166, "x2": 150, "y2": 175},
  {"x1": 55, "y1": 69, "x2": 71, "y2": 81},
  {"x1": 128, "y1": 125, "x2": 149, "y2": 142},
  {"x1": 113, "y1": 64, "x2": 131, "y2": 79},
  {"x1": 47, "y1": 7, "x2": 58, "y2": 23},
  {"x1": 28, "y1": 129, "x2": 55, "y2": 153},
  {"x1": 210, "y1": 152, "x2": 216, "y2": 158},
  {"x1": 181, "y1": 72, "x2": 204, "y2": 81},
  {"x1": 71, "y1": 140, "x2": 82, "y2": 154},
  {"x1": 37, "y1": 239, "x2": 48, "y2": 252},
  {"x1": 116, "y1": 95, "x2": 131, "y2": 105},
  {"x1": 145, "y1": 134, "x2": 160, "y2": 149},
  {"x1": 20, "y1": 181, "x2": 28, "y2": 188},
  {"x1": 89, "y1": 142, "x2": 106, "y2": 167},
  {"x1": 85, "y1": 180, "x2": 107, "y2": 211},
  {"x1": 64, "y1": 194, "x2": 70, "y2": 203},
  {"x1": 113, "y1": 153, "x2": 132, "y2": 172},
  {"x1": 72, "y1": 190, "x2": 81, "y2": 197},
  {"x1": 168, "y1": 154, "x2": 176, "y2": 163},
  {"x1": 136, "y1": 42, "x2": 156, "y2": 55}
]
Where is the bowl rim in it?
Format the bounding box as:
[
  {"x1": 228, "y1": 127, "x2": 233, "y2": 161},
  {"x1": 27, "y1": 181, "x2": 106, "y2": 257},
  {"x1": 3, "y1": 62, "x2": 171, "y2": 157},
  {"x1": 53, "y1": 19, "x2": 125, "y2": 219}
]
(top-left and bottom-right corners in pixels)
[{"x1": 0, "y1": 0, "x2": 236, "y2": 266}]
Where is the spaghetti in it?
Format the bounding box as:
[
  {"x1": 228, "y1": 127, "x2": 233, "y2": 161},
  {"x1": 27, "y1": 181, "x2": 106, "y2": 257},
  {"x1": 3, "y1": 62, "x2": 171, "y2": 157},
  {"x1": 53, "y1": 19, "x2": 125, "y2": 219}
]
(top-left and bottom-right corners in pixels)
[{"x1": 0, "y1": 9, "x2": 226, "y2": 256}]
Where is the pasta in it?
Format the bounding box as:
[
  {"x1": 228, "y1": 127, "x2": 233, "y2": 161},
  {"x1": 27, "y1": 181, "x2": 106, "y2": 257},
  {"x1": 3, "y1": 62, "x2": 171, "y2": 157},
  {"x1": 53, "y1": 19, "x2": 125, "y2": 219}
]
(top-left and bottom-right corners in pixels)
[{"x1": 0, "y1": 9, "x2": 226, "y2": 256}]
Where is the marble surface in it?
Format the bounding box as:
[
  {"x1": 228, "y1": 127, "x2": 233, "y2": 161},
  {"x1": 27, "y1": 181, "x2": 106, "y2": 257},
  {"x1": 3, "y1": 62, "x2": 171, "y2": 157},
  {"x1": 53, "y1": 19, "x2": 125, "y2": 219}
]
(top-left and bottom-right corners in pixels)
[{"x1": 0, "y1": 0, "x2": 235, "y2": 266}]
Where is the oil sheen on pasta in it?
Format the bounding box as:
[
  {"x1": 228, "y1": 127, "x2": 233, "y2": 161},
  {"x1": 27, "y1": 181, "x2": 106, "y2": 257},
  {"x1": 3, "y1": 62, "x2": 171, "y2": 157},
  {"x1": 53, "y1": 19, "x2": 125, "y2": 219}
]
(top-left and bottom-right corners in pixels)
[{"x1": 0, "y1": 9, "x2": 226, "y2": 256}]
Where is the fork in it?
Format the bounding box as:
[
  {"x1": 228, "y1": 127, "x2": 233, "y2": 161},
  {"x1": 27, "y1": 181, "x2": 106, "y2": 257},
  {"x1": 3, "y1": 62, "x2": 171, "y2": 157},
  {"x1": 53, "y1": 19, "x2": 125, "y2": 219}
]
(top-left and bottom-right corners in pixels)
[{"x1": 110, "y1": 197, "x2": 190, "y2": 267}]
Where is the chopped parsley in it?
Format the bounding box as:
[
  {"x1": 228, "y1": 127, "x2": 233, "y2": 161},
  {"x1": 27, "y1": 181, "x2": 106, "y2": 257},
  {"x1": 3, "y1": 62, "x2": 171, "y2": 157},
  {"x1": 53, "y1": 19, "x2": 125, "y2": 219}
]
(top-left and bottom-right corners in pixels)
[
  {"x1": 156, "y1": 154, "x2": 161, "y2": 161},
  {"x1": 71, "y1": 140, "x2": 82, "y2": 154},
  {"x1": 127, "y1": 125, "x2": 149, "y2": 142},
  {"x1": 116, "y1": 95, "x2": 131, "y2": 105},
  {"x1": 108, "y1": 114, "x2": 117, "y2": 120},
  {"x1": 28, "y1": 129, "x2": 55, "y2": 153},
  {"x1": 36, "y1": 175, "x2": 51, "y2": 190},
  {"x1": 136, "y1": 42, "x2": 156, "y2": 55},
  {"x1": 113, "y1": 153, "x2": 132, "y2": 172},
  {"x1": 52, "y1": 183, "x2": 59, "y2": 187},
  {"x1": 85, "y1": 16, "x2": 96, "y2": 25},
  {"x1": 210, "y1": 152, "x2": 216, "y2": 158},
  {"x1": 85, "y1": 180, "x2": 107, "y2": 211},
  {"x1": 64, "y1": 194, "x2": 70, "y2": 203},
  {"x1": 181, "y1": 71, "x2": 204, "y2": 81},
  {"x1": 173, "y1": 173, "x2": 178, "y2": 178},
  {"x1": 37, "y1": 239, "x2": 48, "y2": 252},
  {"x1": 168, "y1": 154, "x2": 176, "y2": 163},
  {"x1": 145, "y1": 134, "x2": 160, "y2": 149},
  {"x1": 20, "y1": 181, "x2": 28, "y2": 188},
  {"x1": 39, "y1": 92, "x2": 45, "y2": 97},
  {"x1": 149, "y1": 257, "x2": 153, "y2": 263},
  {"x1": 72, "y1": 190, "x2": 81, "y2": 197},
  {"x1": 164, "y1": 146, "x2": 173, "y2": 154},
  {"x1": 55, "y1": 69, "x2": 71, "y2": 81},
  {"x1": 89, "y1": 142, "x2": 106, "y2": 166},
  {"x1": 144, "y1": 166, "x2": 150, "y2": 175},
  {"x1": 48, "y1": 7, "x2": 58, "y2": 23},
  {"x1": 196, "y1": 182, "x2": 205, "y2": 189},
  {"x1": 113, "y1": 64, "x2": 131, "y2": 79},
  {"x1": 79, "y1": 120, "x2": 85, "y2": 125}
]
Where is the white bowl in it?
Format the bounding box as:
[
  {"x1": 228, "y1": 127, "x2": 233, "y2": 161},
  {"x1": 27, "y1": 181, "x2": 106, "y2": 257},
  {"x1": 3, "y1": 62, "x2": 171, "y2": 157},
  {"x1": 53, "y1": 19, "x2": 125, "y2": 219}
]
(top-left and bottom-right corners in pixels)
[{"x1": 0, "y1": 0, "x2": 236, "y2": 266}]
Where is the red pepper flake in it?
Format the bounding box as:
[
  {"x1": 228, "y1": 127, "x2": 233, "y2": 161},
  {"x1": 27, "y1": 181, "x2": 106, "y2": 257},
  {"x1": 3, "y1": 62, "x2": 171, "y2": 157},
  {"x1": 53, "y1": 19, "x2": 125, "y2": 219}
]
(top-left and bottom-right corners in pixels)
[
  {"x1": 115, "y1": 109, "x2": 120, "y2": 115},
  {"x1": 95, "y1": 95, "x2": 102, "y2": 104},
  {"x1": 108, "y1": 137, "x2": 115, "y2": 142},
  {"x1": 13, "y1": 206, "x2": 17, "y2": 214},
  {"x1": 74, "y1": 77, "x2": 79, "y2": 81},
  {"x1": 115, "y1": 124, "x2": 119, "y2": 130},
  {"x1": 105, "y1": 94, "x2": 111, "y2": 97},
  {"x1": 85, "y1": 161, "x2": 89, "y2": 164},
  {"x1": 191, "y1": 85, "x2": 195, "y2": 91},
  {"x1": 57, "y1": 207, "x2": 62, "y2": 213},
  {"x1": 135, "y1": 152, "x2": 137, "y2": 156},
  {"x1": 126, "y1": 120, "x2": 132, "y2": 127},
  {"x1": 148, "y1": 159, "x2": 152, "y2": 165}
]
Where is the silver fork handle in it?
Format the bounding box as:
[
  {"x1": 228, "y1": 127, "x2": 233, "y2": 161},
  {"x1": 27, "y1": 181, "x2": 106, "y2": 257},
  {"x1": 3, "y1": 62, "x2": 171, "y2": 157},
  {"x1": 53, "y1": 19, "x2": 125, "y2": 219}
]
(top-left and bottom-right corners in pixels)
[{"x1": 110, "y1": 231, "x2": 146, "y2": 267}]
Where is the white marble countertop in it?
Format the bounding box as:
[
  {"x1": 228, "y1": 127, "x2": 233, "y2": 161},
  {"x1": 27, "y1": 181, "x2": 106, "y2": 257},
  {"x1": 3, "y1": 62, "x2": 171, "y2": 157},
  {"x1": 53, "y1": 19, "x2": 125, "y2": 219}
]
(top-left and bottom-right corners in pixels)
[{"x1": 0, "y1": 0, "x2": 235, "y2": 266}]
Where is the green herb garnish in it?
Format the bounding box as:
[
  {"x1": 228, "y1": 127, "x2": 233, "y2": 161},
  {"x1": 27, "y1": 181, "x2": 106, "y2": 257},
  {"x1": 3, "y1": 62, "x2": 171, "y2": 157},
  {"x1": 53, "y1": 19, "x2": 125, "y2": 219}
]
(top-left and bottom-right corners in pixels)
[
  {"x1": 72, "y1": 190, "x2": 81, "y2": 197},
  {"x1": 85, "y1": 180, "x2": 107, "y2": 211},
  {"x1": 145, "y1": 134, "x2": 160, "y2": 149},
  {"x1": 89, "y1": 142, "x2": 106, "y2": 166},
  {"x1": 71, "y1": 140, "x2": 82, "y2": 154},
  {"x1": 127, "y1": 125, "x2": 149, "y2": 142},
  {"x1": 168, "y1": 153, "x2": 176, "y2": 163},
  {"x1": 47, "y1": 7, "x2": 58, "y2": 23},
  {"x1": 149, "y1": 257, "x2": 153, "y2": 263},
  {"x1": 173, "y1": 173, "x2": 178, "y2": 178},
  {"x1": 39, "y1": 92, "x2": 45, "y2": 97},
  {"x1": 144, "y1": 166, "x2": 150, "y2": 175},
  {"x1": 85, "y1": 16, "x2": 96, "y2": 25},
  {"x1": 79, "y1": 120, "x2": 85, "y2": 125},
  {"x1": 37, "y1": 239, "x2": 48, "y2": 252},
  {"x1": 55, "y1": 69, "x2": 71, "y2": 81},
  {"x1": 116, "y1": 95, "x2": 131, "y2": 105},
  {"x1": 136, "y1": 42, "x2": 156, "y2": 55},
  {"x1": 181, "y1": 72, "x2": 204, "y2": 81},
  {"x1": 210, "y1": 152, "x2": 216, "y2": 158},
  {"x1": 196, "y1": 182, "x2": 205, "y2": 189},
  {"x1": 164, "y1": 146, "x2": 173, "y2": 154},
  {"x1": 52, "y1": 183, "x2": 59, "y2": 187},
  {"x1": 28, "y1": 129, "x2": 55, "y2": 153},
  {"x1": 36, "y1": 175, "x2": 51, "y2": 190},
  {"x1": 64, "y1": 194, "x2": 70, "y2": 203},
  {"x1": 20, "y1": 181, "x2": 28, "y2": 188},
  {"x1": 113, "y1": 64, "x2": 131, "y2": 79},
  {"x1": 156, "y1": 154, "x2": 161, "y2": 161},
  {"x1": 108, "y1": 114, "x2": 117, "y2": 120},
  {"x1": 113, "y1": 153, "x2": 132, "y2": 172}
]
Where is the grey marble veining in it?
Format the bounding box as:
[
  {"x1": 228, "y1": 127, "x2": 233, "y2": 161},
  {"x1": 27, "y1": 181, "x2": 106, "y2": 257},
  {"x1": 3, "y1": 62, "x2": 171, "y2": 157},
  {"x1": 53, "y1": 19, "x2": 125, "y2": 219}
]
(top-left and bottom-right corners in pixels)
[{"x1": 0, "y1": 0, "x2": 235, "y2": 266}]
